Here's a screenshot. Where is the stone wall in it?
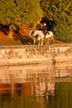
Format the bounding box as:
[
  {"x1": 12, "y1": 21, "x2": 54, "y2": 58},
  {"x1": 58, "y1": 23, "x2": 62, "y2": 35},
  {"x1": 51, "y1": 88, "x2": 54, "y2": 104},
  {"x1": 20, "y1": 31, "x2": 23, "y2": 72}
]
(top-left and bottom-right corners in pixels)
[
  {"x1": 0, "y1": 44, "x2": 72, "y2": 66},
  {"x1": 0, "y1": 45, "x2": 51, "y2": 66}
]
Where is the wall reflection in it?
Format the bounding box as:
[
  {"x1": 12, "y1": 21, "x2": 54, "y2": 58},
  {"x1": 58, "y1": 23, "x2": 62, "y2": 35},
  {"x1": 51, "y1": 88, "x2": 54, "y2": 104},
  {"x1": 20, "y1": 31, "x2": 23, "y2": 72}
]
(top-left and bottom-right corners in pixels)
[{"x1": 0, "y1": 62, "x2": 72, "y2": 108}]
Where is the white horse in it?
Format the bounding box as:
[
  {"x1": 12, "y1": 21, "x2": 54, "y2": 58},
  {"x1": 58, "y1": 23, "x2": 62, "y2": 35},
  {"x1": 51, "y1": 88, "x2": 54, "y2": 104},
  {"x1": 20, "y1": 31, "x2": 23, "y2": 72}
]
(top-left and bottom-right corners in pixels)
[
  {"x1": 30, "y1": 30, "x2": 54, "y2": 45},
  {"x1": 45, "y1": 31, "x2": 54, "y2": 45},
  {"x1": 30, "y1": 30, "x2": 44, "y2": 45}
]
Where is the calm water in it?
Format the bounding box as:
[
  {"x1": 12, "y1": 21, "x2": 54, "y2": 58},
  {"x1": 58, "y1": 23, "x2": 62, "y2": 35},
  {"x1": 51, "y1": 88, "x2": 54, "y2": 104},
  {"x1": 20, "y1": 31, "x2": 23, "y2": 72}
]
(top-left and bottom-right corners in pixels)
[
  {"x1": 0, "y1": 62, "x2": 72, "y2": 108},
  {"x1": 0, "y1": 83, "x2": 72, "y2": 108}
]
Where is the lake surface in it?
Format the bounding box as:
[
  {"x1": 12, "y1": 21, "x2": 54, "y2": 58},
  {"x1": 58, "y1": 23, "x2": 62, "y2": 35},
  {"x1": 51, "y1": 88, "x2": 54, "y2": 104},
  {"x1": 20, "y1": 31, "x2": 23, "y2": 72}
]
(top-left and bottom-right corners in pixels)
[
  {"x1": 0, "y1": 82, "x2": 72, "y2": 108},
  {"x1": 0, "y1": 62, "x2": 72, "y2": 108}
]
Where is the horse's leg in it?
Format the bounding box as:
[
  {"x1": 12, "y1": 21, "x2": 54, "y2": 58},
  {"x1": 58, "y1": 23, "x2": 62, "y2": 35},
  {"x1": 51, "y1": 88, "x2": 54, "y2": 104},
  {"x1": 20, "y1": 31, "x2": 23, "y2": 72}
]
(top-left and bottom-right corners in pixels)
[
  {"x1": 38, "y1": 37, "x2": 40, "y2": 45},
  {"x1": 52, "y1": 37, "x2": 54, "y2": 44},
  {"x1": 39, "y1": 39, "x2": 42, "y2": 45},
  {"x1": 47, "y1": 38, "x2": 49, "y2": 45},
  {"x1": 38, "y1": 40, "x2": 40, "y2": 45},
  {"x1": 34, "y1": 38, "x2": 35, "y2": 45},
  {"x1": 49, "y1": 37, "x2": 53, "y2": 45},
  {"x1": 41, "y1": 38, "x2": 43, "y2": 45},
  {"x1": 38, "y1": 37, "x2": 43, "y2": 45},
  {"x1": 51, "y1": 37, "x2": 54, "y2": 44}
]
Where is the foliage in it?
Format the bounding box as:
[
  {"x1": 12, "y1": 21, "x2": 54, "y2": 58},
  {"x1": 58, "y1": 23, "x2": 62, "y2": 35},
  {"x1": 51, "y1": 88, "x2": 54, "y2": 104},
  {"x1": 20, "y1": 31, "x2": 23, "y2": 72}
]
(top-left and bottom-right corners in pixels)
[
  {"x1": 0, "y1": 0, "x2": 43, "y2": 30},
  {"x1": 0, "y1": 0, "x2": 72, "y2": 42},
  {"x1": 40, "y1": 0, "x2": 72, "y2": 42}
]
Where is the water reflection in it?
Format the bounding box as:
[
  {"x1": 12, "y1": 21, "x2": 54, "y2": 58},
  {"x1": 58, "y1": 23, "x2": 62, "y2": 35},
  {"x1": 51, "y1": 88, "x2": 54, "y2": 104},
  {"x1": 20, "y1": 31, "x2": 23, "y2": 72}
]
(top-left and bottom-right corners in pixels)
[
  {"x1": 0, "y1": 63, "x2": 55, "y2": 96},
  {"x1": 0, "y1": 62, "x2": 72, "y2": 108}
]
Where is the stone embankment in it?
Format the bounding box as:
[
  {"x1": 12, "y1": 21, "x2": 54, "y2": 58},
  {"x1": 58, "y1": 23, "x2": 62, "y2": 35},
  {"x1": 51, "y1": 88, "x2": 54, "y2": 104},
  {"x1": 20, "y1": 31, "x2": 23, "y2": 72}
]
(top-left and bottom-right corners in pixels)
[{"x1": 0, "y1": 44, "x2": 72, "y2": 66}]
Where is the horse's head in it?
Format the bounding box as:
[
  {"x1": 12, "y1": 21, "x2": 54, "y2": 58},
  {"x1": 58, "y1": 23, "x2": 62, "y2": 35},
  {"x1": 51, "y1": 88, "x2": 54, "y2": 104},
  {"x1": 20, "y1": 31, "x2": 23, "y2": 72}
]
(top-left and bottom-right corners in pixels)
[{"x1": 29, "y1": 30, "x2": 35, "y2": 36}]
